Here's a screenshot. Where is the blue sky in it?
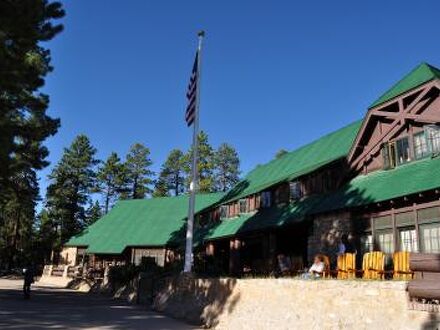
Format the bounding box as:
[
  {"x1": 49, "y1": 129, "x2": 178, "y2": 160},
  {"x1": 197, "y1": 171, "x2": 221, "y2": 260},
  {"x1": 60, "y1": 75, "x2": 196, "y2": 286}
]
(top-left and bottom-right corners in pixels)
[{"x1": 40, "y1": 0, "x2": 440, "y2": 200}]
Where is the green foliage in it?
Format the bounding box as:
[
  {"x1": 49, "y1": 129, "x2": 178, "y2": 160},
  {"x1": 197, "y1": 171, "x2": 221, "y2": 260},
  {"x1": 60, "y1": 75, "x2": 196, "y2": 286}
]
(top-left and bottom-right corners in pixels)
[
  {"x1": 96, "y1": 152, "x2": 127, "y2": 213},
  {"x1": 125, "y1": 143, "x2": 154, "y2": 199},
  {"x1": 34, "y1": 209, "x2": 58, "y2": 265},
  {"x1": 184, "y1": 131, "x2": 215, "y2": 193},
  {"x1": 85, "y1": 200, "x2": 102, "y2": 226},
  {"x1": 0, "y1": 169, "x2": 39, "y2": 268},
  {"x1": 152, "y1": 172, "x2": 170, "y2": 197},
  {"x1": 0, "y1": 0, "x2": 64, "y2": 269},
  {"x1": 46, "y1": 135, "x2": 99, "y2": 244},
  {"x1": 0, "y1": 0, "x2": 64, "y2": 191},
  {"x1": 153, "y1": 149, "x2": 185, "y2": 197},
  {"x1": 214, "y1": 143, "x2": 241, "y2": 192}
]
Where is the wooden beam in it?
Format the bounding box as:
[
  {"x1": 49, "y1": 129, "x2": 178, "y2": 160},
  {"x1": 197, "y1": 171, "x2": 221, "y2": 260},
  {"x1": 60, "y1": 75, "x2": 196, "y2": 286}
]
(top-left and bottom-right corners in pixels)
[{"x1": 351, "y1": 84, "x2": 436, "y2": 168}]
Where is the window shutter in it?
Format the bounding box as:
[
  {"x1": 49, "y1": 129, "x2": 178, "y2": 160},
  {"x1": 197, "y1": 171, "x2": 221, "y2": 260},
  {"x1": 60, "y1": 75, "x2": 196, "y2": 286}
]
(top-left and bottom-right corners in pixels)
[
  {"x1": 374, "y1": 215, "x2": 392, "y2": 229},
  {"x1": 418, "y1": 207, "x2": 440, "y2": 224},
  {"x1": 395, "y1": 211, "x2": 414, "y2": 227}
]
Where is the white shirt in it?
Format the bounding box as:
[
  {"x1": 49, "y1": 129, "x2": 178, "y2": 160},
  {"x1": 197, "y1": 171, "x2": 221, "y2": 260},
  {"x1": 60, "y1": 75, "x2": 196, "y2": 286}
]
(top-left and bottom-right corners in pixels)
[{"x1": 309, "y1": 261, "x2": 325, "y2": 276}]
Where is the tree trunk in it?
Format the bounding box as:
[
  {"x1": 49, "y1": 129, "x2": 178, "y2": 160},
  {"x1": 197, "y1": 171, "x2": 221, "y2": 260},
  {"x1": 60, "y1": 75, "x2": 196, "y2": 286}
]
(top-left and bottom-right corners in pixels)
[
  {"x1": 105, "y1": 189, "x2": 110, "y2": 214},
  {"x1": 9, "y1": 208, "x2": 21, "y2": 270}
]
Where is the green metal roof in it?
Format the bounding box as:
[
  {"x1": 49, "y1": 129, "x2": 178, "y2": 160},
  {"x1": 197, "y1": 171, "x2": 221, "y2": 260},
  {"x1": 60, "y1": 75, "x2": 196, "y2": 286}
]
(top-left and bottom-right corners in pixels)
[
  {"x1": 201, "y1": 195, "x2": 323, "y2": 240},
  {"x1": 218, "y1": 120, "x2": 362, "y2": 204},
  {"x1": 369, "y1": 63, "x2": 440, "y2": 109},
  {"x1": 315, "y1": 156, "x2": 440, "y2": 213},
  {"x1": 65, "y1": 193, "x2": 223, "y2": 254},
  {"x1": 202, "y1": 157, "x2": 440, "y2": 241}
]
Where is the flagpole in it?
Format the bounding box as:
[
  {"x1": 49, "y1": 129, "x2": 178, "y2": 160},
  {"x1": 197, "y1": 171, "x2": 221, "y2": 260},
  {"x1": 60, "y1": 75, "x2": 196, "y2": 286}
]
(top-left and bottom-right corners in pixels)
[{"x1": 184, "y1": 30, "x2": 205, "y2": 273}]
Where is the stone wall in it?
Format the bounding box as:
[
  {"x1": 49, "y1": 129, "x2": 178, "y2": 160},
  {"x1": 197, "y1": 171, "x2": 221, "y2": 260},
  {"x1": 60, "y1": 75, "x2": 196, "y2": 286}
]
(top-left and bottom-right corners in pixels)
[
  {"x1": 153, "y1": 276, "x2": 440, "y2": 329},
  {"x1": 308, "y1": 211, "x2": 353, "y2": 264},
  {"x1": 60, "y1": 247, "x2": 77, "y2": 265}
]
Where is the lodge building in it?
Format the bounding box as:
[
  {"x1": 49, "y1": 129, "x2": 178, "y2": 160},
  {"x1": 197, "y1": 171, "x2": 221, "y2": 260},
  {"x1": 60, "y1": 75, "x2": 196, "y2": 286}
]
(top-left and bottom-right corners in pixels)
[{"x1": 64, "y1": 63, "x2": 440, "y2": 276}]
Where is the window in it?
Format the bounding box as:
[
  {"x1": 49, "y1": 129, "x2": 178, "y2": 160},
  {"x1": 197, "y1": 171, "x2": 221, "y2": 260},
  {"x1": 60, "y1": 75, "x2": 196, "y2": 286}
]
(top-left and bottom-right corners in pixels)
[
  {"x1": 383, "y1": 137, "x2": 410, "y2": 169},
  {"x1": 395, "y1": 137, "x2": 410, "y2": 165},
  {"x1": 239, "y1": 199, "x2": 248, "y2": 214},
  {"x1": 399, "y1": 228, "x2": 418, "y2": 252},
  {"x1": 413, "y1": 131, "x2": 429, "y2": 160},
  {"x1": 382, "y1": 144, "x2": 391, "y2": 169},
  {"x1": 261, "y1": 191, "x2": 271, "y2": 208},
  {"x1": 426, "y1": 125, "x2": 440, "y2": 154},
  {"x1": 219, "y1": 205, "x2": 228, "y2": 219},
  {"x1": 376, "y1": 230, "x2": 394, "y2": 254},
  {"x1": 420, "y1": 223, "x2": 440, "y2": 253},
  {"x1": 360, "y1": 234, "x2": 373, "y2": 256},
  {"x1": 382, "y1": 143, "x2": 397, "y2": 169},
  {"x1": 198, "y1": 213, "x2": 211, "y2": 228},
  {"x1": 289, "y1": 181, "x2": 302, "y2": 200}
]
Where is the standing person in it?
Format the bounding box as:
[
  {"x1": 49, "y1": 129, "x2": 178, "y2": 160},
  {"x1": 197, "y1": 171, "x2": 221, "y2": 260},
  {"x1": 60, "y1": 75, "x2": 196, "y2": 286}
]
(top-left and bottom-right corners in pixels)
[
  {"x1": 23, "y1": 266, "x2": 34, "y2": 299},
  {"x1": 338, "y1": 234, "x2": 355, "y2": 255},
  {"x1": 277, "y1": 253, "x2": 292, "y2": 277}
]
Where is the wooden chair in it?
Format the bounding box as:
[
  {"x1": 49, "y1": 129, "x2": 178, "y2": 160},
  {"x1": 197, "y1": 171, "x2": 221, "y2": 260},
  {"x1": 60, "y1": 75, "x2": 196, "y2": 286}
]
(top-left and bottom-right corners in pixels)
[
  {"x1": 290, "y1": 255, "x2": 304, "y2": 275},
  {"x1": 362, "y1": 251, "x2": 385, "y2": 280},
  {"x1": 393, "y1": 251, "x2": 413, "y2": 280},
  {"x1": 337, "y1": 253, "x2": 356, "y2": 279},
  {"x1": 321, "y1": 254, "x2": 331, "y2": 278}
]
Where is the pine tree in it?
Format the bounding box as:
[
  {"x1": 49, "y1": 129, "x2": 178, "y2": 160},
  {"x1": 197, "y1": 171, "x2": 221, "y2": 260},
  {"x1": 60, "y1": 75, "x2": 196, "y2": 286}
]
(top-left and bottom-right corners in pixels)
[
  {"x1": 85, "y1": 201, "x2": 102, "y2": 226},
  {"x1": 214, "y1": 143, "x2": 241, "y2": 192},
  {"x1": 184, "y1": 131, "x2": 215, "y2": 193},
  {"x1": 125, "y1": 143, "x2": 154, "y2": 199},
  {"x1": 35, "y1": 209, "x2": 58, "y2": 265},
  {"x1": 152, "y1": 172, "x2": 170, "y2": 197},
  {"x1": 0, "y1": 0, "x2": 64, "y2": 191},
  {"x1": 96, "y1": 152, "x2": 127, "y2": 213},
  {"x1": 0, "y1": 169, "x2": 39, "y2": 268},
  {"x1": 46, "y1": 135, "x2": 98, "y2": 243},
  {"x1": 154, "y1": 149, "x2": 185, "y2": 197},
  {"x1": 0, "y1": 1, "x2": 64, "y2": 268}
]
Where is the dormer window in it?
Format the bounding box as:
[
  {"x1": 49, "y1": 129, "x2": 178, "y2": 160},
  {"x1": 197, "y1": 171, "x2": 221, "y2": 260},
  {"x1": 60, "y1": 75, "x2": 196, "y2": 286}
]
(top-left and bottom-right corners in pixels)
[
  {"x1": 289, "y1": 181, "x2": 303, "y2": 201},
  {"x1": 395, "y1": 137, "x2": 410, "y2": 165},
  {"x1": 414, "y1": 131, "x2": 429, "y2": 160},
  {"x1": 261, "y1": 191, "x2": 272, "y2": 208},
  {"x1": 382, "y1": 137, "x2": 410, "y2": 169},
  {"x1": 426, "y1": 125, "x2": 440, "y2": 154},
  {"x1": 219, "y1": 205, "x2": 228, "y2": 219},
  {"x1": 239, "y1": 199, "x2": 248, "y2": 213}
]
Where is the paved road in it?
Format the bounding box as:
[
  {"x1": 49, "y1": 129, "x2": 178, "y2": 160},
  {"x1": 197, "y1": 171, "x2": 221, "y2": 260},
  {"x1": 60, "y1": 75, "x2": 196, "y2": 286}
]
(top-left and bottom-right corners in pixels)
[{"x1": 0, "y1": 279, "x2": 197, "y2": 330}]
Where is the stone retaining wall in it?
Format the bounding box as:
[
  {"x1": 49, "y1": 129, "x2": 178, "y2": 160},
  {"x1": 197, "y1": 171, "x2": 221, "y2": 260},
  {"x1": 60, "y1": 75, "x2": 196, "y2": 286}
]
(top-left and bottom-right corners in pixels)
[{"x1": 153, "y1": 277, "x2": 440, "y2": 329}]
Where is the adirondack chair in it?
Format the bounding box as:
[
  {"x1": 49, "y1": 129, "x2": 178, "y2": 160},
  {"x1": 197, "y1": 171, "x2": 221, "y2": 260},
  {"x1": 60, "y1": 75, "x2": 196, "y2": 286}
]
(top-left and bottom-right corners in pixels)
[
  {"x1": 337, "y1": 253, "x2": 356, "y2": 279},
  {"x1": 393, "y1": 251, "x2": 413, "y2": 280},
  {"x1": 362, "y1": 251, "x2": 385, "y2": 280},
  {"x1": 321, "y1": 254, "x2": 331, "y2": 278}
]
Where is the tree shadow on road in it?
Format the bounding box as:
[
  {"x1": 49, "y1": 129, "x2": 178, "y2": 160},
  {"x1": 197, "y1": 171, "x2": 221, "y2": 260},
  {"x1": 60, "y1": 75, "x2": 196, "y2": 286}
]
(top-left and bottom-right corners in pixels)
[{"x1": 0, "y1": 283, "x2": 195, "y2": 330}]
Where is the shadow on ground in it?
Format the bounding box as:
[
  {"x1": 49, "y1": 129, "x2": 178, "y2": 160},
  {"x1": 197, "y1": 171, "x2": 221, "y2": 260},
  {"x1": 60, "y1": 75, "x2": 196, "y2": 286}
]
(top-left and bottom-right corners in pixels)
[{"x1": 0, "y1": 280, "x2": 196, "y2": 330}]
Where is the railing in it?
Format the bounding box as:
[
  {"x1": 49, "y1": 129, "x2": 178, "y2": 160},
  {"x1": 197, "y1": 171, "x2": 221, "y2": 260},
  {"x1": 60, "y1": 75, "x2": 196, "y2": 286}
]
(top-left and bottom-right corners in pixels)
[{"x1": 41, "y1": 264, "x2": 77, "y2": 278}]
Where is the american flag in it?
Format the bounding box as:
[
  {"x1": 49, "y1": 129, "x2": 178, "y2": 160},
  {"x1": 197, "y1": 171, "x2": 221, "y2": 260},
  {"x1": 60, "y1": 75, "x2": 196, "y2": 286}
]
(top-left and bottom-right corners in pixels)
[{"x1": 185, "y1": 52, "x2": 198, "y2": 126}]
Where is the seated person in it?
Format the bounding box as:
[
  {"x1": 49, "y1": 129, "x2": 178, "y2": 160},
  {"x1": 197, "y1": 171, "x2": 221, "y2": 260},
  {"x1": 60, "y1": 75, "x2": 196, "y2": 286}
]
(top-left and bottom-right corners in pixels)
[
  {"x1": 277, "y1": 253, "x2": 292, "y2": 276},
  {"x1": 302, "y1": 254, "x2": 325, "y2": 279}
]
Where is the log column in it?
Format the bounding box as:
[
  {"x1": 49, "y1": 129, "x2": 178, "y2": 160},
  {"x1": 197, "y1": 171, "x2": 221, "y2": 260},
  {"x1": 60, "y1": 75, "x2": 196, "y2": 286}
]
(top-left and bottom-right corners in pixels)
[
  {"x1": 206, "y1": 242, "x2": 215, "y2": 256},
  {"x1": 229, "y1": 238, "x2": 242, "y2": 276}
]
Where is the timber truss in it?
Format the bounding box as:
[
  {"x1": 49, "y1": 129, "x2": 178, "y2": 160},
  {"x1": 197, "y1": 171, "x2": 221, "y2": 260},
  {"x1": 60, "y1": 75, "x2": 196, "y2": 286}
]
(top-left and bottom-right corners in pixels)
[{"x1": 348, "y1": 80, "x2": 440, "y2": 172}]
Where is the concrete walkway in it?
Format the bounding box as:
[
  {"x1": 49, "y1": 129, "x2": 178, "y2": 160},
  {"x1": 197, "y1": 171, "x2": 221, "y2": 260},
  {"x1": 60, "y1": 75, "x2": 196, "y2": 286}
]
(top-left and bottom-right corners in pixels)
[{"x1": 0, "y1": 278, "x2": 198, "y2": 330}]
